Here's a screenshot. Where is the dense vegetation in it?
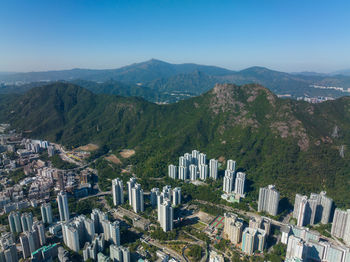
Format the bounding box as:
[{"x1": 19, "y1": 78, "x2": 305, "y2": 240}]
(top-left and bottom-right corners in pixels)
[
  {"x1": 1, "y1": 82, "x2": 350, "y2": 209},
  {"x1": 50, "y1": 155, "x2": 78, "y2": 170}
]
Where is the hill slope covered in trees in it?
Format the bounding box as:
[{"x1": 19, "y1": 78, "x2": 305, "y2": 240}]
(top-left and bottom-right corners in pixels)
[{"x1": 1, "y1": 82, "x2": 350, "y2": 207}]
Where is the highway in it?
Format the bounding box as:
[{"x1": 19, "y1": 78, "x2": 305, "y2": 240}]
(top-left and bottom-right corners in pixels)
[{"x1": 78, "y1": 191, "x2": 111, "y2": 201}]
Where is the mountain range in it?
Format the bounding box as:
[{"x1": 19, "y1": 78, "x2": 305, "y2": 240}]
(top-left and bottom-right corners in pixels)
[
  {"x1": 1, "y1": 59, "x2": 350, "y2": 102},
  {"x1": 1, "y1": 82, "x2": 350, "y2": 208}
]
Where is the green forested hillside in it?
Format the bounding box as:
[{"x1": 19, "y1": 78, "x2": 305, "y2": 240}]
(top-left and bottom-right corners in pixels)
[{"x1": 1, "y1": 82, "x2": 350, "y2": 208}]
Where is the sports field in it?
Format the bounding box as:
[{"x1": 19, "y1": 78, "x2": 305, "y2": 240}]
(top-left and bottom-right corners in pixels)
[{"x1": 210, "y1": 215, "x2": 225, "y2": 229}]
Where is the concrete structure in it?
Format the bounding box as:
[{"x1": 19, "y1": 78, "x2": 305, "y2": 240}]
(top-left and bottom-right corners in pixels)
[
  {"x1": 241, "y1": 227, "x2": 257, "y2": 255},
  {"x1": 150, "y1": 187, "x2": 160, "y2": 208},
  {"x1": 258, "y1": 185, "x2": 280, "y2": 216},
  {"x1": 127, "y1": 177, "x2": 136, "y2": 205},
  {"x1": 192, "y1": 150, "x2": 199, "y2": 165},
  {"x1": 184, "y1": 153, "x2": 192, "y2": 167},
  {"x1": 318, "y1": 191, "x2": 334, "y2": 224},
  {"x1": 178, "y1": 165, "x2": 187, "y2": 180},
  {"x1": 130, "y1": 183, "x2": 144, "y2": 213},
  {"x1": 285, "y1": 233, "x2": 350, "y2": 262},
  {"x1": 159, "y1": 199, "x2": 174, "y2": 232},
  {"x1": 0, "y1": 244, "x2": 18, "y2": 262},
  {"x1": 234, "y1": 172, "x2": 246, "y2": 197},
  {"x1": 8, "y1": 211, "x2": 22, "y2": 233},
  {"x1": 241, "y1": 227, "x2": 266, "y2": 255},
  {"x1": 33, "y1": 221, "x2": 46, "y2": 246},
  {"x1": 226, "y1": 159, "x2": 236, "y2": 172},
  {"x1": 83, "y1": 233, "x2": 105, "y2": 261},
  {"x1": 109, "y1": 221, "x2": 121, "y2": 246},
  {"x1": 199, "y1": 164, "x2": 208, "y2": 180},
  {"x1": 281, "y1": 225, "x2": 291, "y2": 244},
  {"x1": 62, "y1": 214, "x2": 101, "y2": 252},
  {"x1": 168, "y1": 164, "x2": 177, "y2": 179},
  {"x1": 223, "y1": 170, "x2": 234, "y2": 193},
  {"x1": 62, "y1": 223, "x2": 80, "y2": 252},
  {"x1": 198, "y1": 153, "x2": 206, "y2": 165},
  {"x1": 112, "y1": 178, "x2": 124, "y2": 206},
  {"x1": 98, "y1": 252, "x2": 111, "y2": 262},
  {"x1": 91, "y1": 209, "x2": 108, "y2": 234},
  {"x1": 20, "y1": 233, "x2": 31, "y2": 258},
  {"x1": 189, "y1": 164, "x2": 198, "y2": 181},
  {"x1": 31, "y1": 244, "x2": 58, "y2": 262},
  {"x1": 179, "y1": 156, "x2": 187, "y2": 167},
  {"x1": 209, "y1": 159, "x2": 218, "y2": 180},
  {"x1": 331, "y1": 208, "x2": 349, "y2": 239},
  {"x1": 41, "y1": 202, "x2": 53, "y2": 224},
  {"x1": 110, "y1": 245, "x2": 130, "y2": 262},
  {"x1": 47, "y1": 145, "x2": 55, "y2": 157},
  {"x1": 294, "y1": 192, "x2": 333, "y2": 227},
  {"x1": 21, "y1": 212, "x2": 33, "y2": 232},
  {"x1": 172, "y1": 187, "x2": 181, "y2": 206},
  {"x1": 209, "y1": 250, "x2": 225, "y2": 262},
  {"x1": 223, "y1": 213, "x2": 243, "y2": 244},
  {"x1": 57, "y1": 191, "x2": 70, "y2": 222},
  {"x1": 286, "y1": 235, "x2": 305, "y2": 260}
]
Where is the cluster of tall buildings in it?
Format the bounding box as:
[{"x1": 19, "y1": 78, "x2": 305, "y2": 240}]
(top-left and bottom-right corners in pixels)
[
  {"x1": 258, "y1": 185, "x2": 280, "y2": 216},
  {"x1": 62, "y1": 214, "x2": 96, "y2": 252},
  {"x1": 110, "y1": 244, "x2": 130, "y2": 262},
  {"x1": 31, "y1": 244, "x2": 58, "y2": 262},
  {"x1": 112, "y1": 177, "x2": 144, "y2": 213},
  {"x1": 331, "y1": 209, "x2": 350, "y2": 246},
  {"x1": 127, "y1": 178, "x2": 144, "y2": 213},
  {"x1": 285, "y1": 225, "x2": 350, "y2": 262},
  {"x1": 19, "y1": 222, "x2": 46, "y2": 259},
  {"x1": 223, "y1": 213, "x2": 270, "y2": 255},
  {"x1": 0, "y1": 237, "x2": 18, "y2": 262},
  {"x1": 293, "y1": 191, "x2": 333, "y2": 227},
  {"x1": 222, "y1": 160, "x2": 246, "y2": 198},
  {"x1": 61, "y1": 209, "x2": 121, "y2": 257},
  {"x1": 8, "y1": 211, "x2": 34, "y2": 233},
  {"x1": 24, "y1": 139, "x2": 49, "y2": 154},
  {"x1": 168, "y1": 150, "x2": 218, "y2": 181},
  {"x1": 150, "y1": 185, "x2": 181, "y2": 232},
  {"x1": 84, "y1": 238, "x2": 130, "y2": 262},
  {"x1": 7, "y1": 211, "x2": 48, "y2": 260},
  {"x1": 241, "y1": 227, "x2": 266, "y2": 255}
]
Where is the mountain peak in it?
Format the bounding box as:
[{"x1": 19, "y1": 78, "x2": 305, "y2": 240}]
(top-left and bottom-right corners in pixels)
[
  {"x1": 209, "y1": 83, "x2": 276, "y2": 115},
  {"x1": 147, "y1": 58, "x2": 167, "y2": 63},
  {"x1": 240, "y1": 66, "x2": 276, "y2": 74}
]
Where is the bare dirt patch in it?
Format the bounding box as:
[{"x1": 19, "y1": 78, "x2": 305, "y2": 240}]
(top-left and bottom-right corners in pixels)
[
  {"x1": 120, "y1": 149, "x2": 135, "y2": 158},
  {"x1": 188, "y1": 211, "x2": 214, "y2": 224},
  {"x1": 218, "y1": 156, "x2": 225, "y2": 162},
  {"x1": 105, "y1": 154, "x2": 122, "y2": 165},
  {"x1": 77, "y1": 144, "x2": 99, "y2": 151}
]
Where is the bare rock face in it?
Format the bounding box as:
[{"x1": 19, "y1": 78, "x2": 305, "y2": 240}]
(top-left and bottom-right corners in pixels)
[{"x1": 208, "y1": 83, "x2": 310, "y2": 151}]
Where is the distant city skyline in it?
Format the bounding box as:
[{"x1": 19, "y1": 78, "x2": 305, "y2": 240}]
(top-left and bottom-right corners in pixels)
[{"x1": 1, "y1": 0, "x2": 349, "y2": 73}]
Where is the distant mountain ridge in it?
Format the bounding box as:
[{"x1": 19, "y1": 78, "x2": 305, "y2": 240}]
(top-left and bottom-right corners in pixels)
[
  {"x1": 1, "y1": 59, "x2": 350, "y2": 101},
  {"x1": 332, "y1": 69, "x2": 350, "y2": 76},
  {"x1": 0, "y1": 59, "x2": 234, "y2": 83}
]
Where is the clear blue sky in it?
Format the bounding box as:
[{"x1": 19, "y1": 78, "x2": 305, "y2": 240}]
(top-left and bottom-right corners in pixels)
[{"x1": 0, "y1": 0, "x2": 349, "y2": 72}]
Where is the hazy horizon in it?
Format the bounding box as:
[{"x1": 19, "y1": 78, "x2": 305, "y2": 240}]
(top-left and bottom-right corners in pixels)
[
  {"x1": 0, "y1": 58, "x2": 348, "y2": 75},
  {"x1": 1, "y1": 0, "x2": 349, "y2": 73}
]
